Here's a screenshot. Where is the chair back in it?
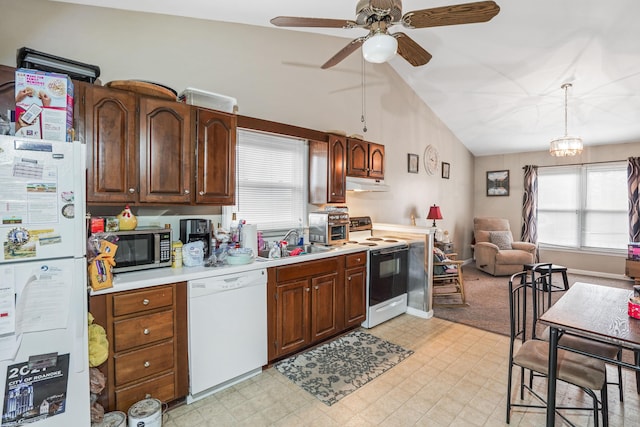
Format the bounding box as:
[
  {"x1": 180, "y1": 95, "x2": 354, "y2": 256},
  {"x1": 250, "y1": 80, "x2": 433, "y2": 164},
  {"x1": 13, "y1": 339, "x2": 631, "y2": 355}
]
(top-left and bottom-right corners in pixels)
[
  {"x1": 473, "y1": 217, "x2": 513, "y2": 244},
  {"x1": 529, "y1": 263, "x2": 553, "y2": 339},
  {"x1": 508, "y1": 269, "x2": 553, "y2": 344}
]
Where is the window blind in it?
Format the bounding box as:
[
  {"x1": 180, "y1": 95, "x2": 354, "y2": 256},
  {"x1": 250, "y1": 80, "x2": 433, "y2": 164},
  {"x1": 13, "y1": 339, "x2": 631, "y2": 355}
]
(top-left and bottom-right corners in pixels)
[{"x1": 223, "y1": 129, "x2": 308, "y2": 231}]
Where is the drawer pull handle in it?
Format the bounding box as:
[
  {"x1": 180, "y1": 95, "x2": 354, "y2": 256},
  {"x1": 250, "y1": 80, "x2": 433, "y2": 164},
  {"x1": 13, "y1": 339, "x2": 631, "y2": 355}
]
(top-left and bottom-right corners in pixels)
[
  {"x1": 145, "y1": 393, "x2": 151, "y2": 398},
  {"x1": 144, "y1": 361, "x2": 150, "y2": 368},
  {"x1": 142, "y1": 298, "x2": 150, "y2": 306},
  {"x1": 143, "y1": 328, "x2": 150, "y2": 335}
]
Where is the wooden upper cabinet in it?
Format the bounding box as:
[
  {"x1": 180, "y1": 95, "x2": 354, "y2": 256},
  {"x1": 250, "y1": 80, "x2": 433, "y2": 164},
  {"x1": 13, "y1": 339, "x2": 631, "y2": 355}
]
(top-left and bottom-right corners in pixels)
[
  {"x1": 83, "y1": 84, "x2": 138, "y2": 203},
  {"x1": 0, "y1": 64, "x2": 15, "y2": 132},
  {"x1": 195, "y1": 108, "x2": 236, "y2": 205},
  {"x1": 347, "y1": 138, "x2": 369, "y2": 177},
  {"x1": 368, "y1": 142, "x2": 385, "y2": 179},
  {"x1": 138, "y1": 97, "x2": 193, "y2": 203},
  {"x1": 308, "y1": 134, "x2": 346, "y2": 204},
  {"x1": 346, "y1": 138, "x2": 385, "y2": 179}
]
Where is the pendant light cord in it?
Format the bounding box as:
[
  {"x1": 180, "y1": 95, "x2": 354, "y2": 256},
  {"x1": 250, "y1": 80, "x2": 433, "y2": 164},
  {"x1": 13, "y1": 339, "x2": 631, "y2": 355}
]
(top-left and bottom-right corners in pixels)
[
  {"x1": 361, "y1": 55, "x2": 367, "y2": 133},
  {"x1": 562, "y1": 83, "x2": 570, "y2": 136}
]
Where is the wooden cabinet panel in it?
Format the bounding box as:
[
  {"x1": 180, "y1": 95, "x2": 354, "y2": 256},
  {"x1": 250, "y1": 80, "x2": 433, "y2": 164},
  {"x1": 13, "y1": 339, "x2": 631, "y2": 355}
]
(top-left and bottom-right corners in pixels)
[
  {"x1": 347, "y1": 139, "x2": 369, "y2": 177},
  {"x1": 112, "y1": 286, "x2": 173, "y2": 317},
  {"x1": 368, "y1": 142, "x2": 385, "y2": 178},
  {"x1": 345, "y1": 266, "x2": 367, "y2": 327},
  {"x1": 310, "y1": 273, "x2": 338, "y2": 341},
  {"x1": 328, "y1": 135, "x2": 347, "y2": 201},
  {"x1": 196, "y1": 108, "x2": 236, "y2": 204},
  {"x1": 114, "y1": 340, "x2": 174, "y2": 386},
  {"x1": 309, "y1": 134, "x2": 346, "y2": 204},
  {"x1": 345, "y1": 252, "x2": 366, "y2": 268},
  {"x1": 113, "y1": 310, "x2": 174, "y2": 352},
  {"x1": 115, "y1": 372, "x2": 175, "y2": 413},
  {"x1": 275, "y1": 279, "x2": 310, "y2": 355},
  {"x1": 139, "y1": 97, "x2": 193, "y2": 203},
  {"x1": 276, "y1": 257, "x2": 339, "y2": 283},
  {"x1": 83, "y1": 85, "x2": 137, "y2": 203}
]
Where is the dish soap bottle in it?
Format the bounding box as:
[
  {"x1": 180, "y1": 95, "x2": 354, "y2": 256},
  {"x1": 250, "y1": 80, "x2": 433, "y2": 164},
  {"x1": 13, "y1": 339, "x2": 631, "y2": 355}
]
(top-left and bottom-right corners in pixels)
[{"x1": 116, "y1": 205, "x2": 137, "y2": 230}]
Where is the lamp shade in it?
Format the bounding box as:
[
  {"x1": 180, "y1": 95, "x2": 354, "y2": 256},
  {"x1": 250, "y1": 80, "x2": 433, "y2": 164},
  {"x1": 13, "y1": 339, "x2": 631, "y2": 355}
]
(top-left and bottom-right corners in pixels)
[
  {"x1": 427, "y1": 205, "x2": 443, "y2": 227},
  {"x1": 362, "y1": 33, "x2": 398, "y2": 63}
]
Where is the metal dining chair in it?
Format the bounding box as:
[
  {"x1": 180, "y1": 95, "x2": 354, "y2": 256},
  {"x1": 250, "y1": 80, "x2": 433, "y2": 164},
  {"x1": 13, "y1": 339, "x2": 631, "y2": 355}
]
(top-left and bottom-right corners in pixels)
[
  {"x1": 507, "y1": 270, "x2": 609, "y2": 426},
  {"x1": 529, "y1": 263, "x2": 624, "y2": 403}
]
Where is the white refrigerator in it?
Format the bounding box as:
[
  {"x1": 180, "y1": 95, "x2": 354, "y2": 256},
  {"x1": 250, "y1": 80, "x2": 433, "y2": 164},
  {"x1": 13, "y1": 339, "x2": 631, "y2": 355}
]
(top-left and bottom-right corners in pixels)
[{"x1": 0, "y1": 135, "x2": 89, "y2": 426}]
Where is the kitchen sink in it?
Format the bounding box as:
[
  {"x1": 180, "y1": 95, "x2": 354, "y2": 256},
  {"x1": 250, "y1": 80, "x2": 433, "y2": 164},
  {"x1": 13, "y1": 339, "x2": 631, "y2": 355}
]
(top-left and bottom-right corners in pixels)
[{"x1": 257, "y1": 243, "x2": 336, "y2": 259}]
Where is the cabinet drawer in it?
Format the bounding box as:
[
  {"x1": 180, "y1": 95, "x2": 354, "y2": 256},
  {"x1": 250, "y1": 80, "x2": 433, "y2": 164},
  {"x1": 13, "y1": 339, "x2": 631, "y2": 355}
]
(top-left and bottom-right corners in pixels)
[
  {"x1": 113, "y1": 286, "x2": 173, "y2": 317},
  {"x1": 276, "y1": 257, "x2": 339, "y2": 282},
  {"x1": 113, "y1": 310, "x2": 174, "y2": 352},
  {"x1": 114, "y1": 341, "x2": 174, "y2": 386},
  {"x1": 346, "y1": 252, "x2": 367, "y2": 268},
  {"x1": 115, "y1": 371, "x2": 175, "y2": 413}
]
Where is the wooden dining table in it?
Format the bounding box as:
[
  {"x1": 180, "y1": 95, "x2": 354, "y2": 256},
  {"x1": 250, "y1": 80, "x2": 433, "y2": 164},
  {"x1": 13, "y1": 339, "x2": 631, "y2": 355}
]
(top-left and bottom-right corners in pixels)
[{"x1": 538, "y1": 281, "x2": 640, "y2": 426}]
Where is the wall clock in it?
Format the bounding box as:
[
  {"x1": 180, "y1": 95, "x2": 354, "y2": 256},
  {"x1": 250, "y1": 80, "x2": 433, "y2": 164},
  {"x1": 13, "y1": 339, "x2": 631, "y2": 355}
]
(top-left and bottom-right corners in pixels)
[{"x1": 424, "y1": 145, "x2": 439, "y2": 175}]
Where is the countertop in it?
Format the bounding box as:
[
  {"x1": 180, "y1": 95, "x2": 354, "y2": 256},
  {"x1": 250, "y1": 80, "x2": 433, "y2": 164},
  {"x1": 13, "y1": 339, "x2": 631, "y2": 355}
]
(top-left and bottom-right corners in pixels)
[{"x1": 90, "y1": 243, "x2": 368, "y2": 296}]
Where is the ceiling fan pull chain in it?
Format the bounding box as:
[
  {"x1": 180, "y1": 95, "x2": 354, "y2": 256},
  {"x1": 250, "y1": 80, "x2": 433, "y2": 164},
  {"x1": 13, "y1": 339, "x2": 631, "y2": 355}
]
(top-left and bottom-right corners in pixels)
[{"x1": 361, "y1": 55, "x2": 368, "y2": 133}]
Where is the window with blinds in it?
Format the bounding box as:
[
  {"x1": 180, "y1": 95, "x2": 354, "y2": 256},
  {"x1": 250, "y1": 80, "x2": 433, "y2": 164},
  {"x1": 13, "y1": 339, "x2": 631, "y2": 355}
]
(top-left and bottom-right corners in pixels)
[
  {"x1": 223, "y1": 129, "x2": 308, "y2": 231},
  {"x1": 537, "y1": 162, "x2": 627, "y2": 251}
]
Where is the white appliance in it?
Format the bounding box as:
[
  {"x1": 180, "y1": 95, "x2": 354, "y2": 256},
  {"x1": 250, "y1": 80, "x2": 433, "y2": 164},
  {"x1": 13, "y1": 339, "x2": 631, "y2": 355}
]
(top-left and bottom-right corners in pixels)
[
  {"x1": 0, "y1": 136, "x2": 89, "y2": 426},
  {"x1": 187, "y1": 269, "x2": 267, "y2": 403},
  {"x1": 348, "y1": 217, "x2": 409, "y2": 328}
]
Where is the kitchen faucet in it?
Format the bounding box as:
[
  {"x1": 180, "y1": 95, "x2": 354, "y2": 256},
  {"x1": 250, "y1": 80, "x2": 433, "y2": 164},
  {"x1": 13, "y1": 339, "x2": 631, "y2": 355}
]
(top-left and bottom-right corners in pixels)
[{"x1": 281, "y1": 229, "x2": 299, "y2": 246}]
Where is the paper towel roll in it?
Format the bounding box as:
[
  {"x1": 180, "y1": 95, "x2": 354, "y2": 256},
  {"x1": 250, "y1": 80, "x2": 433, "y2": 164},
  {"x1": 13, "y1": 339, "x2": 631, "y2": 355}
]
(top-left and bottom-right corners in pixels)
[{"x1": 241, "y1": 224, "x2": 258, "y2": 257}]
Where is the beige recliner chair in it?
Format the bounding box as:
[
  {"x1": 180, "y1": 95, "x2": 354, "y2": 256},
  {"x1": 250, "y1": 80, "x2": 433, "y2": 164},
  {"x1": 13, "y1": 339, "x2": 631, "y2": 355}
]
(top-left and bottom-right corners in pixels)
[{"x1": 473, "y1": 217, "x2": 536, "y2": 276}]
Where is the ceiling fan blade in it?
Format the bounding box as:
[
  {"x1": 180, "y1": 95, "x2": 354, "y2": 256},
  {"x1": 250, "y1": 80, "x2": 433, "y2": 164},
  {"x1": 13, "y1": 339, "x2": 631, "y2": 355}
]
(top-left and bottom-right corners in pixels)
[
  {"x1": 270, "y1": 16, "x2": 357, "y2": 29},
  {"x1": 321, "y1": 37, "x2": 367, "y2": 69},
  {"x1": 393, "y1": 33, "x2": 432, "y2": 67},
  {"x1": 401, "y1": 1, "x2": 500, "y2": 29}
]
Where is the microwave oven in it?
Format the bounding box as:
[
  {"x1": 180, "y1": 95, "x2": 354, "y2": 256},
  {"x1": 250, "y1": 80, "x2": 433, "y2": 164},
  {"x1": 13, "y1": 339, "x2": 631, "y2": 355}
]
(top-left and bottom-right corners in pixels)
[
  {"x1": 308, "y1": 212, "x2": 349, "y2": 246},
  {"x1": 110, "y1": 228, "x2": 172, "y2": 273}
]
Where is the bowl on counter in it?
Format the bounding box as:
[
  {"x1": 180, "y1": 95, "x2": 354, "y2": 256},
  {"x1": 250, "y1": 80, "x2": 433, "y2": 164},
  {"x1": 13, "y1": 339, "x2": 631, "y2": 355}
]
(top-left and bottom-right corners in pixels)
[{"x1": 226, "y1": 247, "x2": 254, "y2": 265}]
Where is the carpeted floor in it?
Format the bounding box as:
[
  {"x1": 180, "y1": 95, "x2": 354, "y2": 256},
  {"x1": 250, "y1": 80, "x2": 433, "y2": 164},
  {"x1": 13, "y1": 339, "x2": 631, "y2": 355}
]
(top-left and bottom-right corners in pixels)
[
  {"x1": 433, "y1": 264, "x2": 634, "y2": 337},
  {"x1": 274, "y1": 330, "x2": 413, "y2": 406}
]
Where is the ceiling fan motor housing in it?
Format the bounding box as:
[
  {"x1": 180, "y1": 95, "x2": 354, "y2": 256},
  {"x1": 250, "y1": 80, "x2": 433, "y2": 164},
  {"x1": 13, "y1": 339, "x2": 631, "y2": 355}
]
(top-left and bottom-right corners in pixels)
[{"x1": 355, "y1": 0, "x2": 402, "y2": 26}]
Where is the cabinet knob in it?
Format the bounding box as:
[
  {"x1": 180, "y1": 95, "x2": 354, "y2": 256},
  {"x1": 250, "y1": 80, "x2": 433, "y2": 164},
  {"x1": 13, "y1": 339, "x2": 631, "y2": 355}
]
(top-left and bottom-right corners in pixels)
[
  {"x1": 331, "y1": 192, "x2": 336, "y2": 196},
  {"x1": 128, "y1": 188, "x2": 135, "y2": 194},
  {"x1": 143, "y1": 328, "x2": 150, "y2": 335},
  {"x1": 348, "y1": 277, "x2": 351, "y2": 281},
  {"x1": 199, "y1": 191, "x2": 204, "y2": 196},
  {"x1": 142, "y1": 298, "x2": 150, "y2": 306},
  {"x1": 314, "y1": 286, "x2": 319, "y2": 290},
  {"x1": 356, "y1": 258, "x2": 361, "y2": 262},
  {"x1": 144, "y1": 361, "x2": 150, "y2": 368},
  {"x1": 305, "y1": 288, "x2": 310, "y2": 292},
  {"x1": 145, "y1": 393, "x2": 151, "y2": 399},
  {"x1": 184, "y1": 189, "x2": 190, "y2": 195}
]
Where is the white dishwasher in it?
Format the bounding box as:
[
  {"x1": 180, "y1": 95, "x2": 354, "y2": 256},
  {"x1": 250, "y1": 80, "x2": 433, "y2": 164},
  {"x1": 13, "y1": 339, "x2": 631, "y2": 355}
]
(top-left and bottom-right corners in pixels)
[{"x1": 187, "y1": 268, "x2": 267, "y2": 403}]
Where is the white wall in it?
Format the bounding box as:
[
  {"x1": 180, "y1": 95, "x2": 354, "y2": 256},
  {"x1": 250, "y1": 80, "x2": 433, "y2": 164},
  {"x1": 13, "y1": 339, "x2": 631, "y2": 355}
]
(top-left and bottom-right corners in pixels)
[
  {"x1": 474, "y1": 141, "x2": 640, "y2": 275},
  {"x1": 1, "y1": 0, "x2": 475, "y2": 258}
]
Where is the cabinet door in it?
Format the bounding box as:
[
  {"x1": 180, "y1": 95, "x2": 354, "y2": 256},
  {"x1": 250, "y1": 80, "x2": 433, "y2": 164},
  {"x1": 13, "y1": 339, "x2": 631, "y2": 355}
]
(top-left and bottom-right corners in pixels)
[
  {"x1": 195, "y1": 108, "x2": 236, "y2": 204},
  {"x1": 310, "y1": 272, "x2": 339, "y2": 342},
  {"x1": 84, "y1": 85, "x2": 137, "y2": 203},
  {"x1": 139, "y1": 97, "x2": 193, "y2": 203},
  {"x1": 0, "y1": 64, "x2": 15, "y2": 133},
  {"x1": 368, "y1": 142, "x2": 385, "y2": 179},
  {"x1": 275, "y1": 279, "x2": 311, "y2": 357},
  {"x1": 347, "y1": 138, "x2": 369, "y2": 177},
  {"x1": 344, "y1": 266, "x2": 367, "y2": 327},
  {"x1": 327, "y1": 134, "x2": 346, "y2": 203}
]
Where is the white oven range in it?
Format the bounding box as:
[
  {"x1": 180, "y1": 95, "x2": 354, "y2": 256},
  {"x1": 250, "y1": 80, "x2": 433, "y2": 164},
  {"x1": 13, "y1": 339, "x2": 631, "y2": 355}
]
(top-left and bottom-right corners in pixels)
[{"x1": 348, "y1": 216, "x2": 409, "y2": 328}]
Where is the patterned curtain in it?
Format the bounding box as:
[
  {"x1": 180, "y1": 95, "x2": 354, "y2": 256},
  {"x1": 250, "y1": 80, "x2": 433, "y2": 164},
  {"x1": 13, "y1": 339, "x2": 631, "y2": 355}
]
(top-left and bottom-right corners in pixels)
[
  {"x1": 629, "y1": 157, "x2": 640, "y2": 242},
  {"x1": 521, "y1": 165, "x2": 538, "y2": 261}
]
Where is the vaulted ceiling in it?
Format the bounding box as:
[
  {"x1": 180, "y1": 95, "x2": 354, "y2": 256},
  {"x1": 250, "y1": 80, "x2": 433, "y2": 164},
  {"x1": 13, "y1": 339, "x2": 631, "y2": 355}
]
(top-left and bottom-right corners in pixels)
[{"x1": 54, "y1": 0, "x2": 640, "y2": 156}]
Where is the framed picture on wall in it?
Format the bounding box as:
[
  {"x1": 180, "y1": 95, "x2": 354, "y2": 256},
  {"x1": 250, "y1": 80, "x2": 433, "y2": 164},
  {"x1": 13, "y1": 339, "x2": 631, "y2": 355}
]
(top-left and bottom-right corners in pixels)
[
  {"x1": 442, "y1": 162, "x2": 450, "y2": 179},
  {"x1": 408, "y1": 153, "x2": 419, "y2": 173},
  {"x1": 486, "y1": 170, "x2": 510, "y2": 196}
]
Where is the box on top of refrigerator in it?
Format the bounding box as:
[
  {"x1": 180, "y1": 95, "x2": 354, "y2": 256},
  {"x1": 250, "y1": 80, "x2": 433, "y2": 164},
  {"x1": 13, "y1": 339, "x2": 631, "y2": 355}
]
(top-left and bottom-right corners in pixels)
[{"x1": 15, "y1": 68, "x2": 74, "y2": 142}]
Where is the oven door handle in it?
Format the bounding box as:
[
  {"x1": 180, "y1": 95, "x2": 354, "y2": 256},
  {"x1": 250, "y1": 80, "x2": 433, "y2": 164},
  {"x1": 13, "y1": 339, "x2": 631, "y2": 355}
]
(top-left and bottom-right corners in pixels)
[{"x1": 372, "y1": 247, "x2": 408, "y2": 256}]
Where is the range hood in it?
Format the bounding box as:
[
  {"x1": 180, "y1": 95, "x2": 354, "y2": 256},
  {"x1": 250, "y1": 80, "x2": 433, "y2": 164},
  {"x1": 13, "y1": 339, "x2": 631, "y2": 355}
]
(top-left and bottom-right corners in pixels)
[{"x1": 345, "y1": 176, "x2": 390, "y2": 192}]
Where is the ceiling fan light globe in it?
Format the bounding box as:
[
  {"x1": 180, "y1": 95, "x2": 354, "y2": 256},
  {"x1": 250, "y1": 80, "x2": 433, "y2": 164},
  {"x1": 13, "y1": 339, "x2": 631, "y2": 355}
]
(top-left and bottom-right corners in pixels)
[{"x1": 362, "y1": 33, "x2": 398, "y2": 63}]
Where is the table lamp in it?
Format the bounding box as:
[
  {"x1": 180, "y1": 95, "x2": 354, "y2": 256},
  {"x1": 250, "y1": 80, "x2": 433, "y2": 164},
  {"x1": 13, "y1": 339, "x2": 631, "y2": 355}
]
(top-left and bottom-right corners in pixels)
[{"x1": 427, "y1": 205, "x2": 443, "y2": 227}]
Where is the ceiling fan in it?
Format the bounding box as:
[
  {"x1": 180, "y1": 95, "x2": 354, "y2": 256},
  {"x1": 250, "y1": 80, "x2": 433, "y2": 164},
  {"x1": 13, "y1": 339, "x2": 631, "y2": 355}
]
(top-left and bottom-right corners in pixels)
[{"x1": 270, "y1": 0, "x2": 500, "y2": 69}]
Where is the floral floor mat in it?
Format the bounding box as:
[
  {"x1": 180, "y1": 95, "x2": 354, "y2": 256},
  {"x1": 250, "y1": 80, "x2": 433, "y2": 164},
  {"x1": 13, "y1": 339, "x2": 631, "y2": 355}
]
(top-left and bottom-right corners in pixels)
[{"x1": 275, "y1": 330, "x2": 413, "y2": 406}]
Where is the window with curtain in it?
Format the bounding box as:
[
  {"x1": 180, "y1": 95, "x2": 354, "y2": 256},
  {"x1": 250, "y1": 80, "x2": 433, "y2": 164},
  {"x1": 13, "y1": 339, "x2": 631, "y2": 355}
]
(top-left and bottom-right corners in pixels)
[
  {"x1": 223, "y1": 129, "x2": 308, "y2": 231},
  {"x1": 537, "y1": 162, "x2": 627, "y2": 251}
]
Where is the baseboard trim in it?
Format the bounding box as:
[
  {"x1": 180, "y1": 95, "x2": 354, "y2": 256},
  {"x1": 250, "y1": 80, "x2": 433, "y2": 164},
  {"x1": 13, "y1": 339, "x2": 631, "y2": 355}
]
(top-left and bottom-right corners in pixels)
[{"x1": 566, "y1": 268, "x2": 632, "y2": 282}]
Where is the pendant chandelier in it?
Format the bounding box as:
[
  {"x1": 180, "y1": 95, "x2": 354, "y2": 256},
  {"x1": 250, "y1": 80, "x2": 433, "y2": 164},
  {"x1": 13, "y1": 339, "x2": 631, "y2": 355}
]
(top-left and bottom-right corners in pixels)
[{"x1": 549, "y1": 83, "x2": 583, "y2": 157}]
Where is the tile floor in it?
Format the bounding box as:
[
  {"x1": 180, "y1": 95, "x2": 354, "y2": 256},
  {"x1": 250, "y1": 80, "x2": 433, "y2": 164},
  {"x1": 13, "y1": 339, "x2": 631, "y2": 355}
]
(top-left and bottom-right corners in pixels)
[{"x1": 162, "y1": 314, "x2": 640, "y2": 426}]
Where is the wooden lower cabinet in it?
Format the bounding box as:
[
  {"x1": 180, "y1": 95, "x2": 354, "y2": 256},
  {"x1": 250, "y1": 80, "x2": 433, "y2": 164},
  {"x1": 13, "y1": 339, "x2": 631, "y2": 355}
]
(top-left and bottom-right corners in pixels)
[
  {"x1": 267, "y1": 251, "x2": 367, "y2": 362},
  {"x1": 89, "y1": 282, "x2": 188, "y2": 412}
]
